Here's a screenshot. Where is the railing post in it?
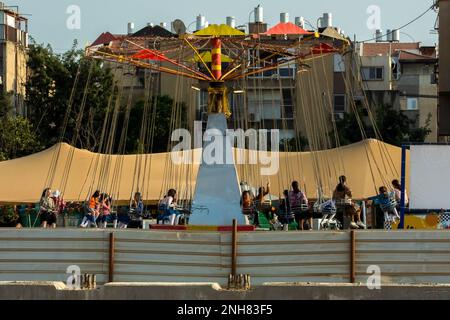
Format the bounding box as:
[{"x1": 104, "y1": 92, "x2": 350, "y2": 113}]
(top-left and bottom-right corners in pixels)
[
  {"x1": 231, "y1": 219, "x2": 238, "y2": 276},
  {"x1": 109, "y1": 232, "x2": 115, "y2": 283},
  {"x1": 350, "y1": 230, "x2": 356, "y2": 283}
]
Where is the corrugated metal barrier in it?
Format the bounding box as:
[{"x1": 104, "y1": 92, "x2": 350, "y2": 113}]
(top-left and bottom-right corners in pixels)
[{"x1": 1, "y1": 229, "x2": 450, "y2": 285}]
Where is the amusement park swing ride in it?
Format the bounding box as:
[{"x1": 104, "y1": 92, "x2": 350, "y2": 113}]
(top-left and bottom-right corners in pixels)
[
  {"x1": 41, "y1": 21, "x2": 398, "y2": 230},
  {"x1": 85, "y1": 23, "x2": 352, "y2": 227}
]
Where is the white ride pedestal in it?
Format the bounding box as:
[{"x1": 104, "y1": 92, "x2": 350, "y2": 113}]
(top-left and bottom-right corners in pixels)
[{"x1": 189, "y1": 113, "x2": 246, "y2": 226}]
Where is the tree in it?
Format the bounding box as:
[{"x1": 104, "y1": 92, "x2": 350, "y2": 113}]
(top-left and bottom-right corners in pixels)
[
  {"x1": 126, "y1": 95, "x2": 187, "y2": 154},
  {"x1": 333, "y1": 104, "x2": 432, "y2": 147},
  {"x1": 0, "y1": 116, "x2": 41, "y2": 161},
  {"x1": 0, "y1": 90, "x2": 41, "y2": 160},
  {"x1": 25, "y1": 40, "x2": 114, "y2": 151}
]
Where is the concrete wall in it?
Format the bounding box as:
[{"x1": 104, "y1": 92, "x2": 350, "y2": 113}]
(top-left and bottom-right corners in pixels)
[
  {"x1": 359, "y1": 56, "x2": 392, "y2": 91},
  {"x1": 2, "y1": 281, "x2": 450, "y2": 300}
]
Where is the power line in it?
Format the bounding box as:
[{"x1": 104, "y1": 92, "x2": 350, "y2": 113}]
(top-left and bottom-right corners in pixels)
[{"x1": 358, "y1": 3, "x2": 436, "y2": 43}]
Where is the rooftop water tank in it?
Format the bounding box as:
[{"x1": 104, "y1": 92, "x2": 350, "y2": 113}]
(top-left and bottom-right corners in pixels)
[
  {"x1": 255, "y1": 5, "x2": 264, "y2": 23},
  {"x1": 196, "y1": 14, "x2": 206, "y2": 31},
  {"x1": 280, "y1": 12, "x2": 290, "y2": 23},
  {"x1": 322, "y1": 13, "x2": 332, "y2": 27},
  {"x1": 127, "y1": 22, "x2": 135, "y2": 35},
  {"x1": 226, "y1": 16, "x2": 236, "y2": 28}
]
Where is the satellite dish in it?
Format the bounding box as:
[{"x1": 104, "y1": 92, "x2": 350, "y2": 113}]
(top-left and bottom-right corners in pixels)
[{"x1": 172, "y1": 19, "x2": 187, "y2": 35}]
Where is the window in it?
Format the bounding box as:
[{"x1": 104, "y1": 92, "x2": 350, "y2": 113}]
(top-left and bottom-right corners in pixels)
[
  {"x1": 282, "y1": 89, "x2": 294, "y2": 119},
  {"x1": 334, "y1": 95, "x2": 346, "y2": 113},
  {"x1": 362, "y1": 67, "x2": 384, "y2": 81},
  {"x1": 334, "y1": 54, "x2": 345, "y2": 72},
  {"x1": 406, "y1": 97, "x2": 418, "y2": 111}
]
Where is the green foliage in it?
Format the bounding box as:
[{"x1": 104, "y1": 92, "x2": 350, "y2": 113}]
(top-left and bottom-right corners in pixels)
[
  {"x1": 0, "y1": 91, "x2": 12, "y2": 118},
  {"x1": 126, "y1": 95, "x2": 187, "y2": 154},
  {"x1": 0, "y1": 116, "x2": 41, "y2": 161},
  {"x1": 279, "y1": 135, "x2": 308, "y2": 152},
  {"x1": 334, "y1": 104, "x2": 432, "y2": 147},
  {"x1": 25, "y1": 40, "x2": 114, "y2": 150}
]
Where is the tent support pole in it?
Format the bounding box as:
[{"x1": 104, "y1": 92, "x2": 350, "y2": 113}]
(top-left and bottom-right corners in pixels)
[{"x1": 399, "y1": 144, "x2": 408, "y2": 229}]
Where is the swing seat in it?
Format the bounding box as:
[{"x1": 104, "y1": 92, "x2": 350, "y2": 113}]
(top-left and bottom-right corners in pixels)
[
  {"x1": 380, "y1": 198, "x2": 397, "y2": 212},
  {"x1": 315, "y1": 200, "x2": 337, "y2": 215},
  {"x1": 249, "y1": 211, "x2": 272, "y2": 229},
  {"x1": 278, "y1": 212, "x2": 295, "y2": 224},
  {"x1": 157, "y1": 205, "x2": 172, "y2": 224}
]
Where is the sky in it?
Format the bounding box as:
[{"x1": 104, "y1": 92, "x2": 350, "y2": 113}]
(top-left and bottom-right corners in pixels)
[{"x1": 15, "y1": 0, "x2": 439, "y2": 53}]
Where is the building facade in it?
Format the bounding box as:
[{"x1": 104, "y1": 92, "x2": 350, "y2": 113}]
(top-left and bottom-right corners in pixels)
[
  {"x1": 358, "y1": 42, "x2": 438, "y2": 142},
  {"x1": 439, "y1": 0, "x2": 450, "y2": 138},
  {"x1": 0, "y1": 2, "x2": 28, "y2": 115}
]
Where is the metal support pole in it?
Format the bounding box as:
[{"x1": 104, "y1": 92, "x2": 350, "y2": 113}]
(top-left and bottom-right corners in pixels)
[
  {"x1": 211, "y1": 38, "x2": 222, "y2": 80},
  {"x1": 108, "y1": 232, "x2": 115, "y2": 283},
  {"x1": 399, "y1": 144, "x2": 408, "y2": 229}
]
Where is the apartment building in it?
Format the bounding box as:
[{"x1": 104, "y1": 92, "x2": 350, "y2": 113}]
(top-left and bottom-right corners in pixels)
[
  {"x1": 0, "y1": 2, "x2": 28, "y2": 115},
  {"x1": 358, "y1": 40, "x2": 438, "y2": 142}
]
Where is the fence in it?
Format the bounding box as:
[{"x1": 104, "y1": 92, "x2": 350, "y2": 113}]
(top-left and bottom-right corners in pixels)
[{"x1": 1, "y1": 229, "x2": 450, "y2": 285}]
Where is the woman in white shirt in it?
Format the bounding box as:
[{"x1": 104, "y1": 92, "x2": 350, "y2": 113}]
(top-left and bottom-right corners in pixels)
[
  {"x1": 159, "y1": 189, "x2": 182, "y2": 225},
  {"x1": 392, "y1": 179, "x2": 409, "y2": 207}
]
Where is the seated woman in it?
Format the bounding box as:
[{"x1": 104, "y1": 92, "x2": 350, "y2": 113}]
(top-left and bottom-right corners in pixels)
[
  {"x1": 49, "y1": 190, "x2": 65, "y2": 229},
  {"x1": 332, "y1": 176, "x2": 365, "y2": 229},
  {"x1": 128, "y1": 192, "x2": 144, "y2": 229},
  {"x1": 158, "y1": 189, "x2": 182, "y2": 225},
  {"x1": 39, "y1": 188, "x2": 57, "y2": 228},
  {"x1": 98, "y1": 194, "x2": 116, "y2": 229},
  {"x1": 289, "y1": 181, "x2": 310, "y2": 230},
  {"x1": 0, "y1": 205, "x2": 22, "y2": 228},
  {"x1": 367, "y1": 186, "x2": 400, "y2": 225}
]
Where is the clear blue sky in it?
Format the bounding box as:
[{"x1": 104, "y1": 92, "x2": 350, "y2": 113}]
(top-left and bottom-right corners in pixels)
[{"x1": 16, "y1": 0, "x2": 438, "y2": 53}]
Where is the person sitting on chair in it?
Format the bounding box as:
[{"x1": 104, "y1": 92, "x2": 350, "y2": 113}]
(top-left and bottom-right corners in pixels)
[
  {"x1": 98, "y1": 194, "x2": 115, "y2": 229},
  {"x1": 159, "y1": 189, "x2": 182, "y2": 226},
  {"x1": 254, "y1": 183, "x2": 270, "y2": 210},
  {"x1": 39, "y1": 188, "x2": 57, "y2": 228},
  {"x1": 128, "y1": 192, "x2": 144, "y2": 229},
  {"x1": 49, "y1": 190, "x2": 65, "y2": 229},
  {"x1": 333, "y1": 176, "x2": 365, "y2": 229},
  {"x1": 367, "y1": 186, "x2": 400, "y2": 225},
  {"x1": 289, "y1": 181, "x2": 310, "y2": 230},
  {"x1": 81, "y1": 190, "x2": 100, "y2": 228},
  {"x1": 254, "y1": 182, "x2": 273, "y2": 223},
  {"x1": 242, "y1": 190, "x2": 257, "y2": 225}
]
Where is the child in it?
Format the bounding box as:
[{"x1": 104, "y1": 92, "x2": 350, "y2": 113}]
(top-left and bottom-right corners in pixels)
[
  {"x1": 81, "y1": 190, "x2": 100, "y2": 228},
  {"x1": 368, "y1": 186, "x2": 400, "y2": 225}
]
